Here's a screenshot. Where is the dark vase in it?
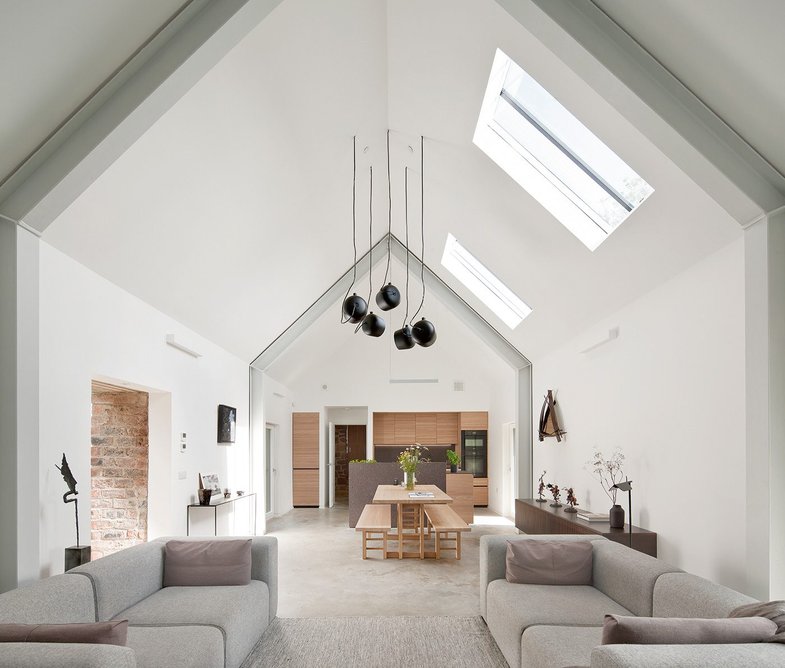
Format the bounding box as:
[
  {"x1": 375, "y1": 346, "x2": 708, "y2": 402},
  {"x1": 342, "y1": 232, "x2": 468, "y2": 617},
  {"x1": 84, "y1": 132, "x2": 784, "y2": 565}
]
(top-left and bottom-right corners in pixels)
[
  {"x1": 450, "y1": 464, "x2": 458, "y2": 473},
  {"x1": 609, "y1": 504, "x2": 625, "y2": 529},
  {"x1": 198, "y1": 488, "x2": 213, "y2": 506}
]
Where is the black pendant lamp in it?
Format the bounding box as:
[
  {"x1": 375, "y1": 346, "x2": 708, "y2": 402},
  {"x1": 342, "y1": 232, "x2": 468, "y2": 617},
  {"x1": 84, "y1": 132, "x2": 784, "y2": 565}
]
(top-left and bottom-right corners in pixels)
[
  {"x1": 358, "y1": 166, "x2": 386, "y2": 337},
  {"x1": 341, "y1": 137, "x2": 369, "y2": 325},
  {"x1": 375, "y1": 130, "x2": 400, "y2": 312},
  {"x1": 394, "y1": 166, "x2": 415, "y2": 350},
  {"x1": 408, "y1": 136, "x2": 436, "y2": 348}
]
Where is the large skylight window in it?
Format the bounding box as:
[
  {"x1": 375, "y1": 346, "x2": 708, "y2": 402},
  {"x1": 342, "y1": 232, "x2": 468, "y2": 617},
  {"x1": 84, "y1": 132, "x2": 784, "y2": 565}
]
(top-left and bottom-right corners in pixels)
[
  {"x1": 441, "y1": 233, "x2": 531, "y2": 329},
  {"x1": 474, "y1": 49, "x2": 653, "y2": 251}
]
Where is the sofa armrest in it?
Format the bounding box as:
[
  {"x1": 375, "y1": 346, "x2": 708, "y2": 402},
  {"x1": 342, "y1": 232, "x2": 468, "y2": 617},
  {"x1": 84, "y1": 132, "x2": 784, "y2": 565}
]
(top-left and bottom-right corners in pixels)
[
  {"x1": 250, "y1": 536, "x2": 278, "y2": 621},
  {"x1": 479, "y1": 534, "x2": 605, "y2": 620},
  {"x1": 0, "y1": 643, "x2": 136, "y2": 667},
  {"x1": 590, "y1": 643, "x2": 785, "y2": 667}
]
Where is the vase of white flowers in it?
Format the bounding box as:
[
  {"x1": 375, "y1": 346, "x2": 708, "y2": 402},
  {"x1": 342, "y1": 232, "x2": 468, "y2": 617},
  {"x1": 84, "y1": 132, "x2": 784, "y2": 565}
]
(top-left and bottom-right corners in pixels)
[
  {"x1": 398, "y1": 444, "x2": 429, "y2": 490},
  {"x1": 589, "y1": 448, "x2": 626, "y2": 528}
]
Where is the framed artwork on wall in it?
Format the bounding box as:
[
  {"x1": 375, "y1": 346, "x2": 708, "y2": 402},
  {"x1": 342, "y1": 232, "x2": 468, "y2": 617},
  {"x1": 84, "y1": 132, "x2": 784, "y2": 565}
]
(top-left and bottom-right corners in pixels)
[{"x1": 217, "y1": 404, "x2": 236, "y2": 444}]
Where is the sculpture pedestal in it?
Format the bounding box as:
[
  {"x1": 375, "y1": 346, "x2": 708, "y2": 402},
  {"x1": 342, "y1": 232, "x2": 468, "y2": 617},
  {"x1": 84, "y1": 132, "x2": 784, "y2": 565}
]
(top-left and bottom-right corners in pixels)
[{"x1": 65, "y1": 545, "x2": 91, "y2": 571}]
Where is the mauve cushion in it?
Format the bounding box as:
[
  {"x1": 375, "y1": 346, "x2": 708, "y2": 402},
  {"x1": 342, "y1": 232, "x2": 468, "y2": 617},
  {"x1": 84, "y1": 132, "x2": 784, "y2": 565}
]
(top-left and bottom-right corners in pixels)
[
  {"x1": 505, "y1": 540, "x2": 593, "y2": 585},
  {"x1": 0, "y1": 620, "x2": 128, "y2": 645},
  {"x1": 602, "y1": 614, "x2": 777, "y2": 645},
  {"x1": 163, "y1": 539, "x2": 252, "y2": 587},
  {"x1": 729, "y1": 600, "x2": 785, "y2": 643}
]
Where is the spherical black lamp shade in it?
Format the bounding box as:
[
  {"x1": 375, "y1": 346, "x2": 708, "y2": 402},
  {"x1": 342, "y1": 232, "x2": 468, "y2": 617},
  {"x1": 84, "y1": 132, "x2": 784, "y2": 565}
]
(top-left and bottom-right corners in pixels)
[
  {"x1": 393, "y1": 325, "x2": 415, "y2": 350},
  {"x1": 375, "y1": 283, "x2": 401, "y2": 311},
  {"x1": 412, "y1": 318, "x2": 437, "y2": 347},
  {"x1": 342, "y1": 293, "x2": 368, "y2": 324},
  {"x1": 361, "y1": 312, "x2": 386, "y2": 337}
]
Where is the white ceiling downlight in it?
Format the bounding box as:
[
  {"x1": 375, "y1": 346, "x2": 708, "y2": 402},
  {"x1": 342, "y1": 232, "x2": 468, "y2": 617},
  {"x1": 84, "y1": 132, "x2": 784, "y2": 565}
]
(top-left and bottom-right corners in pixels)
[
  {"x1": 474, "y1": 49, "x2": 654, "y2": 251},
  {"x1": 441, "y1": 233, "x2": 531, "y2": 329}
]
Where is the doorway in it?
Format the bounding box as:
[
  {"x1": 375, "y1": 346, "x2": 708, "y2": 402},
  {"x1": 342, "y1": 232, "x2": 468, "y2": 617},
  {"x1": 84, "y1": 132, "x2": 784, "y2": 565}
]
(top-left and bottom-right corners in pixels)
[
  {"x1": 90, "y1": 380, "x2": 149, "y2": 559},
  {"x1": 264, "y1": 424, "x2": 277, "y2": 517},
  {"x1": 334, "y1": 424, "x2": 366, "y2": 502}
]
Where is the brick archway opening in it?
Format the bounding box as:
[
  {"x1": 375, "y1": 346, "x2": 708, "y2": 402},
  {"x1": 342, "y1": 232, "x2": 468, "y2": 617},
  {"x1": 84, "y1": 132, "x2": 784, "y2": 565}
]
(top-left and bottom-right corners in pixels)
[{"x1": 90, "y1": 381, "x2": 149, "y2": 559}]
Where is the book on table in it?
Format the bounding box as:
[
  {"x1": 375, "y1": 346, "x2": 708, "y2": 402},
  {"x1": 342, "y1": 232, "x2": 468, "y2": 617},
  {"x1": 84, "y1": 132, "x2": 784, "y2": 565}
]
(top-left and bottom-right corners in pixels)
[
  {"x1": 576, "y1": 511, "x2": 609, "y2": 522},
  {"x1": 408, "y1": 491, "x2": 435, "y2": 498}
]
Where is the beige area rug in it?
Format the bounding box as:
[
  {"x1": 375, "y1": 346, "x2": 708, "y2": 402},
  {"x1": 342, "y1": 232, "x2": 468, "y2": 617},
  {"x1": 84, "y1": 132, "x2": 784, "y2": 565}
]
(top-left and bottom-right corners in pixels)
[{"x1": 242, "y1": 615, "x2": 507, "y2": 668}]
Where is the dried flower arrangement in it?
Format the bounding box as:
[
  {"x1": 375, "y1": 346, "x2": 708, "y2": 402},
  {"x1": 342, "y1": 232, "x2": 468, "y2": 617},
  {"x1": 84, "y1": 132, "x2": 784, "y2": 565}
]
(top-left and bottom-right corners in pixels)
[{"x1": 589, "y1": 448, "x2": 626, "y2": 504}]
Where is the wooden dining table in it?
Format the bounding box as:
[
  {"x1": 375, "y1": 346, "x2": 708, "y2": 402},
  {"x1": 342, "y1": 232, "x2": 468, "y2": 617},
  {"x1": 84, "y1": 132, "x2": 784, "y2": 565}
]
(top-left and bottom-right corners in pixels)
[{"x1": 372, "y1": 484, "x2": 453, "y2": 559}]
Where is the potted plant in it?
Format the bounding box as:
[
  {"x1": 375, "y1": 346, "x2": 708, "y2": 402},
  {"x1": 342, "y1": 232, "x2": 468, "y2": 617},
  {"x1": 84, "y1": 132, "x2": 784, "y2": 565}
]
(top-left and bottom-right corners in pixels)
[
  {"x1": 446, "y1": 449, "x2": 460, "y2": 473},
  {"x1": 589, "y1": 448, "x2": 626, "y2": 528},
  {"x1": 398, "y1": 444, "x2": 429, "y2": 490}
]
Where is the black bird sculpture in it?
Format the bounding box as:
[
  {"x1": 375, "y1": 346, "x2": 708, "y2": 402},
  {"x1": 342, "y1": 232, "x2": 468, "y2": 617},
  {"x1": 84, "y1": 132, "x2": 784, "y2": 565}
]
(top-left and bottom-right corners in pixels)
[{"x1": 56, "y1": 453, "x2": 80, "y2": 546}]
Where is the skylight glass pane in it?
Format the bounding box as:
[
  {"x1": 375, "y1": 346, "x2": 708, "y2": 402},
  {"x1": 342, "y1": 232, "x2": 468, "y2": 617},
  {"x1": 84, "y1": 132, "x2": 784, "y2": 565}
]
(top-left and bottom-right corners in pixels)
[
  {"x1": 441, "y1": 233, "x2": 531, "y2": 329},
  {"x1": 474, "y1": 49, "x2": 654, "y2": 251}
]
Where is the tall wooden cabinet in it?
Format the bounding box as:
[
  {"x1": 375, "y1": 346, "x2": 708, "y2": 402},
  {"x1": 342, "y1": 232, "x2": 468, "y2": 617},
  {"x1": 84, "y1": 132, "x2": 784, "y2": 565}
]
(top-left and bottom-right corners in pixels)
[{"x1": 292, "y1": 412, "x2": 319, "y2": 507}]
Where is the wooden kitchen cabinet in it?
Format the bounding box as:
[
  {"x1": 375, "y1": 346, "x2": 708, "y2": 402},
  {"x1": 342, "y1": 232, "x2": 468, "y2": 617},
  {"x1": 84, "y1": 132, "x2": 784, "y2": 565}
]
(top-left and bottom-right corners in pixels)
[
  {"x1": 292, "y1": 412, "x2": 320, "y2": 507},
  {"x1": 415, "y1": 412, "x2": 437, "y2": 443},
  {"x1": 373, "y1": 412, "x2": 395, "y2": 444},
  {"x1": 393, "y1": 413, "x2": 416, "y2": 444},
  {"x1": 292, "y1": 469, "x2": 319, "y2": 507},
  {"x1": 436, "y1": 412, "x2": 459, "y2": 448},
  {"x1": 473, "y1": 477, "x2": 489, "y2": 507},
  {"x1": 460, "y1": 411, "x2": 488, "y2": 431}
]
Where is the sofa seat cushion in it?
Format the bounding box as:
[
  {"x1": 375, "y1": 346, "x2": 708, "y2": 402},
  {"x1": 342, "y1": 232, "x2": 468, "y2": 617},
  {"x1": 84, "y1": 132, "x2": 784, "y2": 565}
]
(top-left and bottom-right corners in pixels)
[
  {"x1": 521, "y1": 625, "x2": 601, "y2": 668},
  {"x1": 486, "y1": 580, "x2": 632, "y2": 668},
  {"x1": 115, "y1": 581, "x2": 269, "y2": 668},
  {"x1": 126, "y1": 626, "x2": 224, "y2": 668},
  {"x1": 0, "y1": 642, "x2": 136, "y2": 667}
]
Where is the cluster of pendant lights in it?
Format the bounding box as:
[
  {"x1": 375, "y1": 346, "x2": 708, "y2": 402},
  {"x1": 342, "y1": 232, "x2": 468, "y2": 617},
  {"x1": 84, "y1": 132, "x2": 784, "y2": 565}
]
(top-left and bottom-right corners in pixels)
[{"x1": 341, "y1": 131, "x2": 436, "y2": 349}]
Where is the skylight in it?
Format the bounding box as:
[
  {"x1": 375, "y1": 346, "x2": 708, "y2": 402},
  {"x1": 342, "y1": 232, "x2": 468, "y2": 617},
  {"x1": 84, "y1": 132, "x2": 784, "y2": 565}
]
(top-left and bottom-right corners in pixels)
[
  {"x1": 441, "y1": 233, "x2": 531, "y2": 329},
  {"x1": 474, "y1": 49, "x2": 654, "y2": 251}
]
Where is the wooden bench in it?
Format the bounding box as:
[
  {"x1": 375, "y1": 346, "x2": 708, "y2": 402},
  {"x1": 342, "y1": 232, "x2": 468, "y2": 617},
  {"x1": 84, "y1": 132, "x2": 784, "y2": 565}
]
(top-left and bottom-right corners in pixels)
[
  {"x1": 355, "y1": 504, "x2": 391, "y2": 559},
  {"x1": 423, "y1": 504, "x2": 470, "y2": 559}
]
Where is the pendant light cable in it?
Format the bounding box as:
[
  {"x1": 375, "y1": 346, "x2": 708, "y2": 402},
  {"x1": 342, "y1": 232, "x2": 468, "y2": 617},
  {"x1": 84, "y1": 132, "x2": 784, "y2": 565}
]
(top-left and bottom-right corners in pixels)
[
  {"x1": 340, "y1": 136, "x2": 358, "y2": 324},
  {"x1": 411, "y1": 136, "x2": 426, "y2": 323},
  {"x1": 383, "y1": 129, "x2": 392, "y2": 285},
  {"x1": 403, "y1": 166, "x2": 410, "y2": 325},
  {"x1": 355, "y1": 165, "x2": 373, "y2": 334}
]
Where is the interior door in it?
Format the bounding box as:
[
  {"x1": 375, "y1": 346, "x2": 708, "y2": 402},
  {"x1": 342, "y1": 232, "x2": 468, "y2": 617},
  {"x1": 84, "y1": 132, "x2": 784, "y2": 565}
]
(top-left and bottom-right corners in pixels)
[{"x1": 328, "y1": 421, "x2": 335, "y2": 508}]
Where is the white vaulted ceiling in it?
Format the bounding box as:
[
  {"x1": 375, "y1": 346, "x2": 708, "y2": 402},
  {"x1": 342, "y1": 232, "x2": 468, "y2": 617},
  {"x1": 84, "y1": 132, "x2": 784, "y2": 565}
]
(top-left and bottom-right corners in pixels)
[{"x1": 16, "y1": 0, "x2": 780, "y2": 363}]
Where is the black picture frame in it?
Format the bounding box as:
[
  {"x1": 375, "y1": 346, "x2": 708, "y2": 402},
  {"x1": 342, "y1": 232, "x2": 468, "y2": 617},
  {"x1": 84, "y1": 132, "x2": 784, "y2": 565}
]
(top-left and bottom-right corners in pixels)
[{"x1": 217, "y1": 404, "x2": 236, "y2": 443}]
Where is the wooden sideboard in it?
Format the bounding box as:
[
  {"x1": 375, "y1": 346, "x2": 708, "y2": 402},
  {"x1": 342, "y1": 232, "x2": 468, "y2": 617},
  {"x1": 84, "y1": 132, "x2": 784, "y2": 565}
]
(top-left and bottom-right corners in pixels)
[{"x1": 515, "y1": 499, "x2": 657, "y2": 557}]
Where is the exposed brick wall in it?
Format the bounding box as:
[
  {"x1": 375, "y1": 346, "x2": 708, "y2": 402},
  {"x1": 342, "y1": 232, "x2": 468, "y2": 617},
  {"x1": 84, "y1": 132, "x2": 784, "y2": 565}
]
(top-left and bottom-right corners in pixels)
[
  {"x1": 335, "y1": 426, "x2": 349, "y2": 498},
  {"x1": 90, "y1": 388, "x2": 149, "y2": 558}
]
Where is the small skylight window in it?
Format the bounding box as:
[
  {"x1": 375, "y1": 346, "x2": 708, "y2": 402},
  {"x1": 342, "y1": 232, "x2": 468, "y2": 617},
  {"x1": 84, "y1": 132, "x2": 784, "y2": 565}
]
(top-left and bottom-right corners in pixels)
[
  {"x1": 441, "y1": 233, "x2": 531, "y2": 329},
  {"x1": 474, "y1": 49, "x2": 653, "y2": 251}
]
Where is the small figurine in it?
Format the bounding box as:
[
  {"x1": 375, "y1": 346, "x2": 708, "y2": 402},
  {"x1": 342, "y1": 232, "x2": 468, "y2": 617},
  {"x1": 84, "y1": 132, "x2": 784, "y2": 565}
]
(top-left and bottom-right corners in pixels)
[
  {"x1": 565, "y1": 487, "x2": 579, "y2": 513},
  {"x1": 56, "y1": 453, "x2": 81, "y2": 546},
  {"x1": 536, "y1": 470, "x2": 548, "y2": 502},
  {"x1": 547, "y1": 483, "x2": 562, "y2": 508}
]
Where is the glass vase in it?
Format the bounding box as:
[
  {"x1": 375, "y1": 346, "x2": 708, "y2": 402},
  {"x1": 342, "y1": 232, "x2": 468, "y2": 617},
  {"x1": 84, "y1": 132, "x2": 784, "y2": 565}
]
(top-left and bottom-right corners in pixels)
[{"x1": 404, "y1": 471, "x2": 416, "y2": 490}]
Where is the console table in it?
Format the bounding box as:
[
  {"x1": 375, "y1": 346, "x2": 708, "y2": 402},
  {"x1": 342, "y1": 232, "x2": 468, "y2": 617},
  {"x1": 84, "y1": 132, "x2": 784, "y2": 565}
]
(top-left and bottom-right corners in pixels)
[
  {"x1": 515, "y1": 499, "x2": 657, "y2": 557},
  {"x1": 187, "y1": 493, "x2": 257, "y2": 537}
]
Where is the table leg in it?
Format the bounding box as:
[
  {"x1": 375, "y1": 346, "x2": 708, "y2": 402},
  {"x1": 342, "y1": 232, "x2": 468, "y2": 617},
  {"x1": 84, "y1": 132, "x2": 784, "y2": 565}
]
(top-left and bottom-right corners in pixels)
[
  {"x1": 419, "y1": 505, "x2": 424, "y2": 559},
  {"x1": 397, "y1": 503, "x2": 403, "y2": 559}
]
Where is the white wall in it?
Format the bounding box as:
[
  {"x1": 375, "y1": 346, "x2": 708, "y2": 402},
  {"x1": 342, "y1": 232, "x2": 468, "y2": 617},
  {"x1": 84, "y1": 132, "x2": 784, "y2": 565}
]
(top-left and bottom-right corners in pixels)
[
  {"x1": 531, "y1": 238, "x2": 748, "y2": 592},
  {"x1": 39, "y1": 243, "x2": 250, "y2": 576}
]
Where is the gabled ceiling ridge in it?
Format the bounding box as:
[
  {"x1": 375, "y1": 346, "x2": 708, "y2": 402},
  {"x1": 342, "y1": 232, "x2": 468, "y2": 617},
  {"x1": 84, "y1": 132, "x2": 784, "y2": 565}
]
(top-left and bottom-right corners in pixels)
[{"x1": 250, "y1": 232, "x2": 530, "y2": 371}]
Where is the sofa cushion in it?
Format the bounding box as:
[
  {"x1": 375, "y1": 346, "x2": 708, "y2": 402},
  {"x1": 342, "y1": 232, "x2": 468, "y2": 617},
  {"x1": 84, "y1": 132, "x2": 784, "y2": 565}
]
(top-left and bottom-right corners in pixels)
[
  {"x1": 0, "y1": 574, "x2": 96, "y2": 624},
  {"x1": 0, "y1": 620, "x2": 127, "y2": 645},
  {"x1": 506, "y1": 540, "x2": 592, "y2": 585},
  {"x1": 653, "y1": 572, "x2": 757, "y2": 618},
  {"x1": 163, "y1": 540, "x2": 251, "y2": 587},
  {"x1": 730, "y1": 600, "x2": 785, "y2": 643},
  {"x1": 72, "y1": 542, "x2": 165, "y2": 621},
  {"x1": 485, "y1": 579, "x2": 632, "y2": 668},
  {"x1": 521, "y1": 625, "x2": 600, "y2": 668},
  {"x1": 590, "y1": 642, "x2": 785, "y2": 667},
  {"x1": 592, "y1": 541, "x2": 682, "y2": 617},
  {"x1": 126, "y1": 625, "x2": 224, "y2": 668},
  {"x1": 601, "y1": 613, "x2": 777, "y2": 645},
  {"x1": 116, "y1": 580, "x2": 269, "y2": 668}
]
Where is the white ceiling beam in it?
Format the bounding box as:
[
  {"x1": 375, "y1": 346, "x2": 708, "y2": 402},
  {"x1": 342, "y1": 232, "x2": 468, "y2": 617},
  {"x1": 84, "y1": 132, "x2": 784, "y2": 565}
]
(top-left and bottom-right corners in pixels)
[
  {"x1": 250, "y1": 233, "x2": 531, "y2": 371},
  {"x1": 495, "y1": 0, "x2": 785, "y2": 225},
  {"x1": 0, "y1": 0, "x2": 284, "y2": 233}
]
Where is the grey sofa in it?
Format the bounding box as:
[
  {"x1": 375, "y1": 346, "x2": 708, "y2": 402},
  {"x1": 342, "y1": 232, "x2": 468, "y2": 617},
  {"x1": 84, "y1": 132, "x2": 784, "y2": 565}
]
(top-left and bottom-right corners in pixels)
[
  {"x1": 0, "y1": 536, "x2": 277, "y2": 668},
  {"x1": 480, "y1": 534, "x2": 784, "y2": 668}
]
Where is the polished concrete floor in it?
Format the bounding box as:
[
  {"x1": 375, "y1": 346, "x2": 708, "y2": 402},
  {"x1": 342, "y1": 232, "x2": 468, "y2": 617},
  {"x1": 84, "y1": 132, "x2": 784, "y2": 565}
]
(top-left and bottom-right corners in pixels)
[{"x1": 266, "y1": 500, "x2": 517, "y2": 617}]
